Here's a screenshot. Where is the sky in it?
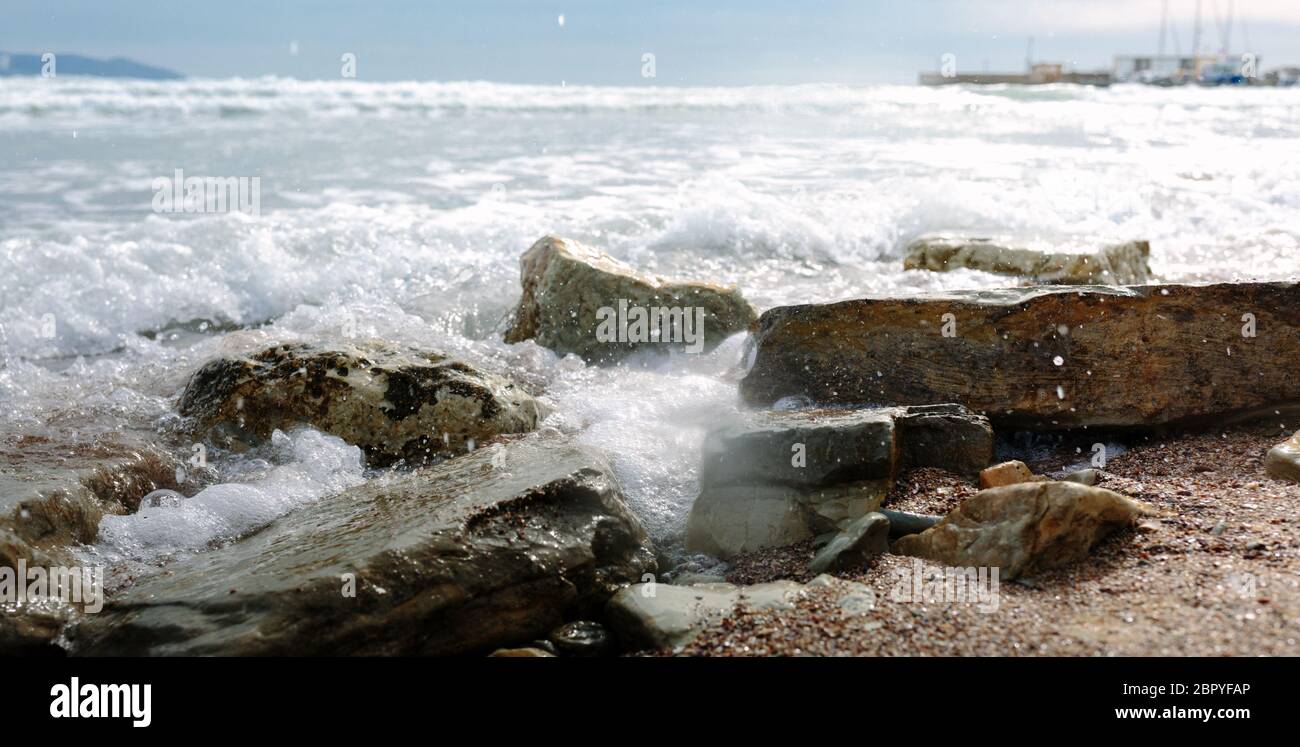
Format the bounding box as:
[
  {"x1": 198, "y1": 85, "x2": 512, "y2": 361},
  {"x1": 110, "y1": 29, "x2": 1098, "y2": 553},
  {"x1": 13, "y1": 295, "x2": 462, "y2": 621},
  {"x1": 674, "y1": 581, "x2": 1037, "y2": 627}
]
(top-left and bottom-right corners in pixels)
[{"x1": 4, "y1": 0, "x2": 1299, "y2": 84}]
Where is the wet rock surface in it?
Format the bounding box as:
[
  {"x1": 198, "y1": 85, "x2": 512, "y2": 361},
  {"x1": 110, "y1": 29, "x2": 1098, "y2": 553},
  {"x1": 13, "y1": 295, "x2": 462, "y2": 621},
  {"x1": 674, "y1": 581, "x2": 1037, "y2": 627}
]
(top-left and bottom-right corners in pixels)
[
  {"x1": 893, "y1": 404, "x2": 994, "y2": 477},
  {"x1": 0, "y1": 598, "x2": 76, "y2": 656},
  {"x1": 0, "y1": 404, "x2": 211, "y2": 655},
  {"x1": 893, "y1": 481, "x2": 1153, "y2": 579},
  {"x1": 0, "y1": 434, "x2": 189, "y2": 614},
  {"x1": 685, "y1": 405, "x2": 991, "y2": 558},
  {"x1": 547, "y1": 620, "x2": 612, "y2": 656},
  {"x1": 807, "y1": 511, "x2": 890, "y2": 574},
  {"x1": 904, "y1": 234, "x2": 1152, "y2": 285},
  {"x1": 68, "y1": 436, "x2": 655, "y2": 656},
  {"x1": 503, "y1": 235, "x2": 757, "y2": 363},
  {"x1": 178, "y1": 341, "x2": 543, "y2": 467},
  {"x1": 741, "y1": 282, "x2": 1300, "y2": 430}
]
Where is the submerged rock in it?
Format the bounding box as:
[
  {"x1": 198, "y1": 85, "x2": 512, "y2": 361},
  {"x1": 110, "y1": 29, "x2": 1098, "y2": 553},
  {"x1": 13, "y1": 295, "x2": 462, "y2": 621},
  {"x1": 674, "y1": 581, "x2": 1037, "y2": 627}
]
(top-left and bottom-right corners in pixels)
[
  {"x1": 178, "y1": 341, "x2": 543, "y2": 466},
  {"x1": 685, "y1": 404, "x2": 991, "y2": 558},
  {"x1": 68, "y1": 436, "x2": 655, "y2": 656},
  {"x1": 503, "y1": 235, "x2": 757, "y2": 363},
  {"x1": 893, "y1": 481, "x2": 1153, "y2": 579},
  {"x1": 741, "y1": 282, "x2": 1300, "y2": 430},
  {"x1": 606, "y1": 580, "x2": 804, "y2": 650},
  {"x1": 807, "y1": 511, "x2": 890, "y2": 574},
  {"x1": 903, "y1": 234, "x2": 1151, "y2": 285},
  {"x1": 1265, "y1": 432, "x2": 1300, "y2": 483}
]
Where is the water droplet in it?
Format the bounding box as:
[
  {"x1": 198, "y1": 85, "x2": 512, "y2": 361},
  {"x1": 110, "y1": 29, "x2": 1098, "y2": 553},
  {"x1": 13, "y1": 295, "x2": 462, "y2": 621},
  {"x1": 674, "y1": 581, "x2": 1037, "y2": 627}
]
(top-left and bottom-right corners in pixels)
[
  {"x1": 143, "y1": 489, "x2": 185, "y2": 509},
  {"x1": 1053, "y1": 355, "x2": 1064, "y2": 366}
]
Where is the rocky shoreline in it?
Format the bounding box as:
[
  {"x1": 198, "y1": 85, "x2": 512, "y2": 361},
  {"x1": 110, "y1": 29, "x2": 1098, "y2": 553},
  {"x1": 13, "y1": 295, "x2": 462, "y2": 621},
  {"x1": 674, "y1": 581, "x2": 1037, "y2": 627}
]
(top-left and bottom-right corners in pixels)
[
  {"x1": 670, "y1": 423, "x2": 1300, "y2": 656},
  {"x1": 3, "y1": 232, "x2": 1297, "y2": 657}
]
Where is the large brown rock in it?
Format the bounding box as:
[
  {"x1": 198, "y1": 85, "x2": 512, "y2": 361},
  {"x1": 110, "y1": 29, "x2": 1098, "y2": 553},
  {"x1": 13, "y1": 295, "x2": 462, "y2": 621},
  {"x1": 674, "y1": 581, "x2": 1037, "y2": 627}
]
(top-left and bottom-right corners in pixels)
[
  {"x1": 893, "y1": 481, "x2": 1153, "y2": 579},
  {"x1": 685, "y1": 404, "x2": 992, "y2": 558},
  {"x1": 904, "y1": 234, "x2": 1151, "y2": 285},
  {"x1": 740, "y1": 282, "x2": 1300, "y2": 429},
  {"x1": 178, "y1": 341, "x2": 543, "y2": 466},
  {"x1": 68, "y1": 436, "x2": 655, "y2": 656},
  {"x1": 503, "y1": 235, "x2": 757, "y2": 363}
]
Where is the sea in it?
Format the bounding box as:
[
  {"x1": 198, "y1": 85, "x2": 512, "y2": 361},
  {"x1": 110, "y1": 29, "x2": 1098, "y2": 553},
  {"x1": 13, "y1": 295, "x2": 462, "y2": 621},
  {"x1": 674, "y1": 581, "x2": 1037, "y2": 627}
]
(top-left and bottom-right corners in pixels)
[{"x1": 1, "y1": 76, "x2": 1297, "y2": 567}]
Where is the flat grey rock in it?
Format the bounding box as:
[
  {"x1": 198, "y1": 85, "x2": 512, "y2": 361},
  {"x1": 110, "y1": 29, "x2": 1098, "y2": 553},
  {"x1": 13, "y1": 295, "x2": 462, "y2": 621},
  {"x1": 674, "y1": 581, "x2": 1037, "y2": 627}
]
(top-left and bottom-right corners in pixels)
[{"x1": 69, "y1": 436, "x2": 655, "y2": 656}]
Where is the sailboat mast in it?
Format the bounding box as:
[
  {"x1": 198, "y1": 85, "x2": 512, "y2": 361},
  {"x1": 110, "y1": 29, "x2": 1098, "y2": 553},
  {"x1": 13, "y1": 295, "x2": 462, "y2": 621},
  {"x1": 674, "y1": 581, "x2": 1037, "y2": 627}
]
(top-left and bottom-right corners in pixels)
[
  {"x1": 1192, "y1": 0, "x2": 1203, "y2": 59},
  {"x1": 1224, "y1": 0, "x2": 1234, "y2": 54},
  {"x1": 1158, "y1": 0, "x2": 1168, "y2": 56}
]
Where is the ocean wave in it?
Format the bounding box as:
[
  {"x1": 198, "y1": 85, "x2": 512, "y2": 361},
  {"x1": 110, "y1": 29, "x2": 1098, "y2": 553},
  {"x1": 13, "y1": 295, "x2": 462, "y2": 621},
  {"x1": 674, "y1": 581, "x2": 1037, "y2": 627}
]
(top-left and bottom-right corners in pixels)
[{"x1": 2, "y1": 76, "x2": 1296, "y2": 130}]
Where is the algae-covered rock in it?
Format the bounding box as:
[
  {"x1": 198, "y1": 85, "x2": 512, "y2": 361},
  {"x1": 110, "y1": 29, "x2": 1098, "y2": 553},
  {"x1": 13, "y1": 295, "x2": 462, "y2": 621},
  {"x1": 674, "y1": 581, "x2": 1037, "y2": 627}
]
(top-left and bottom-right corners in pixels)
[{"x1": 178, "y1": 341, "x2": 543, "y2": 466}]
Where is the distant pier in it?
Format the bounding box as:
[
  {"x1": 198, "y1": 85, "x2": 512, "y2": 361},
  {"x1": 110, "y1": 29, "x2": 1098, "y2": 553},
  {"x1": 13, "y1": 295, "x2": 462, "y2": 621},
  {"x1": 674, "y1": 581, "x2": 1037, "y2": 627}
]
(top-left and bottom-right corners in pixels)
[{"x1": 919, "y1": 62, "x2": 1111, "y2": 87}]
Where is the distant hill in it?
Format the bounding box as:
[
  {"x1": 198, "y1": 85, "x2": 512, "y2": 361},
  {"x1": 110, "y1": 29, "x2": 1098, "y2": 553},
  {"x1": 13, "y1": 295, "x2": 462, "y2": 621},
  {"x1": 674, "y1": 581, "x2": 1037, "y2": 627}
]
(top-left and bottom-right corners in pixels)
[{"x1": 0, "y1": 52, "x2": 183, "y2": 79}]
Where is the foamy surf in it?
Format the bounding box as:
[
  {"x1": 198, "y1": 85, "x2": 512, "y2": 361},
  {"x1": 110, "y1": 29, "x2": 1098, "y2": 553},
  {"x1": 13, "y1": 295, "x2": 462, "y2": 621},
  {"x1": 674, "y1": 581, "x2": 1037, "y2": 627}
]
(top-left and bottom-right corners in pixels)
[{"x1": 89, "y1": 428, "x2": 365, "y2": 562}]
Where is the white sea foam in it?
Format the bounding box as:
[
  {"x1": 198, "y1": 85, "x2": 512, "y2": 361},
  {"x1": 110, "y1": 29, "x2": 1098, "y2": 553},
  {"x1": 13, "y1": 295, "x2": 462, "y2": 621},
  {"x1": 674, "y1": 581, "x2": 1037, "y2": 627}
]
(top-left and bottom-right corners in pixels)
[
  {"x1": 91, "y1": 428, "x2": 364, "y2": 560},
  {"x1": 542, "y1": 333, "x2": 751, "y2": 549}
]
